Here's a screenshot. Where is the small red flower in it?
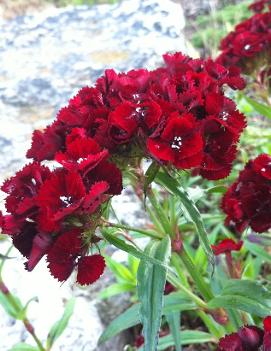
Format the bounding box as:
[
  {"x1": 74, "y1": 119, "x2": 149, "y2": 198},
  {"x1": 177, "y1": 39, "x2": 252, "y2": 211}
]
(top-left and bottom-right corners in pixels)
[
  {"x1": 147, "y1": 112, "x2": 203, "y2": 169},
  {"x1": 76, "y1": 255, "x2": 105, "y2": 285},
  {"x1": 212, "y1": 239, "x2": 243, "y2": 256},
  {"x1": 47, "y1": 229, "x2": 105, "y2": 284}
]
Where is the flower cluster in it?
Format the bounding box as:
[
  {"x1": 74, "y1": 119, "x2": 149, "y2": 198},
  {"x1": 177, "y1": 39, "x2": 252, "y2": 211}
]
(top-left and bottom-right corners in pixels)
[
  {"x1": 216, "y1": 1, "x2": 271, "y2": 73},
  {"x1": 222, "y1": 154, "x2": 271, "y2": 234},
  {"x1": 27, "y1": 52, "x2": 246, "y2": 180},
  {"x1": 0, "y1": 52, "x2": 246, "y2": 284},
  {"x1": 217, "y1": 316, "x2": 271, "y2": 350},
  {"x1": 0, "y1": 149, "x2": 122, "y2": 284}
]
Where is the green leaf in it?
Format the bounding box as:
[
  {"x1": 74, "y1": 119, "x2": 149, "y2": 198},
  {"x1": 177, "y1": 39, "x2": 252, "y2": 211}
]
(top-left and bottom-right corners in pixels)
[
  {"x1": 156, "y1": 172, "x2": 214, "y2": 270},
  {"x1": 9, "y1": 343, "x2": 39, "y2": 351},
  {"x1": 46, "y1": 298, "x2": 75, "y2": 349},
  {"x1": 208, "y1": 279, "x2": 271, "y2": 318},
  {"x1": 245, "y1": 241, "x2": 271, "y2": 263},
  {"x1": 102, "y1": 229, "x2": 169, "y2": 269},
  {"x1": 222, "y1": 279, "x2": 271, "y2": 307},
  {"x1": 128, "y1": 254, "x2": 139, "y2": 277},
  {"x1": 144, "y1": 161, "x2": 160, "y2": 198},
  {"x1": 244, "y1": 96, "x2": 271, "y2": 119},
  {"x1": 206, "y1": 185, "x2": 227, "y2": 194},
  {"x1": 138, "y1": 330, "x2": 214, "y2": 351},
  {"x1": 0, "y1": 291, "x2": 24, "y2": 319},
  {"x1": 99, "y1": 283, "x2": 135, "y2": 299},
  {"x1": 208, "y1": 295, "x2": 269, "y2": 317},
  {"x1": 98, "y1": 292, "x2": 196, "y2": 344},
  {"x1": 137, "y1": 237, "x2": 171, "y2": 351},
  {"x1": 166, "y1": 312, "x2": 182, "y2": 351},
  {"x1": 105, "y1": 256, "x2": 134, "y2": 283},
  {"x1": 98, "y1": 303, "x2": 140, "y2": 344}
]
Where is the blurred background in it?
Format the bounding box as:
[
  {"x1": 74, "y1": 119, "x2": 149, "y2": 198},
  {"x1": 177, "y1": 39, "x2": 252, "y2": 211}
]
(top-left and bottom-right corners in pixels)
[{"x1": 0, "y1": 0, "x2": 254, "y2": 350}]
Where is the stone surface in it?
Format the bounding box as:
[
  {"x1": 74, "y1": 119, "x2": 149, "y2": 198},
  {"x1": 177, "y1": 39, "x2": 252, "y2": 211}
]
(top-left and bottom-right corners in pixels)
[{"x1": 0, "y1": 1, "x2": 187, "y2": 350}]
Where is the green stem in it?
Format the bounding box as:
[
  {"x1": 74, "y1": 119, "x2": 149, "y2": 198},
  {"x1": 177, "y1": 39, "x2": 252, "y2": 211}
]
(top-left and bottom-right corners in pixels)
[
  {"x1": 147, "y1": 189, "x2": 172, "y2": 236},
  {"x1": 0, "y1": 280, "x2": 45, "y2": 351},
  {"x1": 167, "y1": 273, "x2": 208, "y2": 310},
  {"x1": 178, "y1": 246, "x2": 214, "y2": 301},
  {"x1": 171, "y1": 253, "x2": 190, "y2": 289},
  {"x1": 197, "y1": 310, "x2": 224, "y2": 340},
  {"x1": 103, "y1": 221, "x2": 163, "y2": 239}
]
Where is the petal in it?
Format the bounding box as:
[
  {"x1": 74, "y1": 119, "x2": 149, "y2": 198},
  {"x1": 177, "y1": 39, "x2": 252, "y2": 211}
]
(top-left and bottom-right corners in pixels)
[{"x1": 77, "y1": 254, "x2": 105, "y2": 285}]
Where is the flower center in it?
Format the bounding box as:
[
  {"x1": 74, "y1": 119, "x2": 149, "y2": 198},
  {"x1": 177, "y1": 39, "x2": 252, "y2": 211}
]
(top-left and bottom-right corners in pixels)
[
  {"x1": 171, "y1": 136, "x2": 182, "y2": 150},
  {"x1": 221, "y1": 111, "x2": 229, "y2": 121},
  {"x1": 60, "y1": 196, "x2": 72, "y2": 206}
]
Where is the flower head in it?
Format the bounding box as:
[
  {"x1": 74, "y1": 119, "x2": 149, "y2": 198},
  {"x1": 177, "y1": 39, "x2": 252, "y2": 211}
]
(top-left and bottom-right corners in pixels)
[
  {"x1": 212, "y1": 239, "x2": 243, "y2": 256},
  {"x1": 222, "y1": 154, "x2": 271, "y2": 233}
]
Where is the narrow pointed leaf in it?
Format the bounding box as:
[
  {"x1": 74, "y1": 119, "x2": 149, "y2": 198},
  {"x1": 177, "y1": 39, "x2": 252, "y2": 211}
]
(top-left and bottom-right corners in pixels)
[
  {"x1": 102, "y1": 229, "x2": 169, "y2": 269},
  {"x1": 156, "y1": 172, "x2": 214, "y2": 269},
  {"x1": 137, "y1": 237, "x2": 171, "y2": 351},
  {"x1": 98, "y1": 292, "x2": 196, "y2": 344},
  {"x1": 10, "y1": 343, "x2": 39, "y2": 351},
  {"x1": 208, "y1": 295, "x2": 270, "y2": 318},
  {"x1": 46, "y1": 298, "x2": 75, "y2": 349},
  {"x1": 138, "y1": 330, "x2": 214, "y2": 350},
  {"x1": 166, "y1": 312, "x2": 182, "y2": 351},
  {"x1": 244, "y1": 96, "x2": 271, "y2": 119}
]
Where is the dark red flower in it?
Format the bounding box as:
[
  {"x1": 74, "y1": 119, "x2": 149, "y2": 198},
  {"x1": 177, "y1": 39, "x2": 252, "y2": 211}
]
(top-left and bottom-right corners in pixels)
[
  {"x1": 76, "y1": 255, "x2": 105, "y2": 285},
  {"x1": 1, "y1": 162, "x2": 51, "y2": 217},
  {"x1": 222, "y1": 154, "x2": 271, "y2": 233},
  {"x1": 26, "y1": 123, "x2": 64, "y2": 161},
  {"x1": 147, "y1": 112, "x2": 203, "y2": 169},
  {"x1": 217, "y1": 325, "x2": 264, "y2": 351},
  {"x1": 55, "y1": 129, "x2": 108, "y2": 175},
  {"x1": 249, "y1": 0, "x2": 271, "y2": 13},
  {"x1": 37, "y1": 169, "x2": 86, "y2": 231},
  {"x1": 47, "y1": 229, "x2": 105, "y2": 284},
  {"x1": 212, "y1": 239, "x2": 243, "y2": 256},
  {"x1": 216, "y1": 8, "x2": 271, "y2": 74}
]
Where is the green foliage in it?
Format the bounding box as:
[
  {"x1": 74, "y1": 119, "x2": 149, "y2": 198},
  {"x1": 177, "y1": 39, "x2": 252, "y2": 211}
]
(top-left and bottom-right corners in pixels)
[
  {"x1": 98, "y1": 292, "x2": 197, "y2": 344},
  {"x1": 137, "y1": 237, "x2": 171, "y2": 351},
  {"x1": 10, "y1": 344, "x2": 39, "y2": 351},
  {"x1": 46, "y1": 298, "x2": 75, "y2": 349},
  {"x1": 208, "y1": 280, "x2": 271, "y2": 318},
  {"x1": 165, "y1": 312, "x2": 182, "y2": 351},
  {"x1": 190, "y1": 1, "x2": 251, "y2": 52},
  {"x1": 138, "y1": 330, "x2": 214, "y2": 351}
]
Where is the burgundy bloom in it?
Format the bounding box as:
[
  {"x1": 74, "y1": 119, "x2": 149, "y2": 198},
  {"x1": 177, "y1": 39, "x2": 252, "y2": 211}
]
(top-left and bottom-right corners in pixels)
[
  {"x1": 1, "y1": 162, "x2": 50, "y2": 217},
  {"x1": 249, "y1": 0, "x2": 271, "y2": 13},
  {"x1": 47, "y1": 229, "x2": 105, "y2": 284},
  {"x1": 217, "y1": 317, "x2": 271, "y2": 351},
  {"x1": 218, "y1": 326, "x2": 264, "y2": 350},
  {"x1": 37, "y1": 169, "x2": 86, "y2": 231},
  {"x1": 216, "y1": 7, "x2": 271, "y2": 75},
  {"x1": 76, "y1": 255, "x2": 105, "y2": 285},
  {"x1": 108, "y1": 102, "x2": 138, "y2": 144},
  {"x1": 222, "y1": 154, "x2": 271, "y2": 233},
  {"x1": 212, "y1": 239, "x2": 243, "y2": 256},
  {"x1": 147, "y1": 112, "x2": 203, "y2": 169},
  {"x1": 55, "y1": 129, "x2": 108, "y2": 175}
]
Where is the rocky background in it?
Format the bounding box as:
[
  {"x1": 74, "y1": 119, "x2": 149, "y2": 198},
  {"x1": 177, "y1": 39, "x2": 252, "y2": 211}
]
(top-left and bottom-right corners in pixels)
[{"x1": 0, "y1": 1, "x2": 188, "y2": 350}]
